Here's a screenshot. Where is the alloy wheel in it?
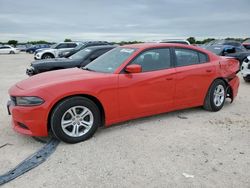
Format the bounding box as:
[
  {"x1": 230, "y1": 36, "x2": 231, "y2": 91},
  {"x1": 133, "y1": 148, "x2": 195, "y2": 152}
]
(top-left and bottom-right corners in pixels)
[{"x1": 61, "y1": 106, "x2": 94, "y2": 137}]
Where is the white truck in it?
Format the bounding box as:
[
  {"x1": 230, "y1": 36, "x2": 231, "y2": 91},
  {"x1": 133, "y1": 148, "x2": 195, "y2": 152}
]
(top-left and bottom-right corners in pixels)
[
  {"x1": 34, "y1": 42, "x2": 80, "y2": 60},
  {"x1": 241, "y1": 56, "x2": 250, "y2": 82}
]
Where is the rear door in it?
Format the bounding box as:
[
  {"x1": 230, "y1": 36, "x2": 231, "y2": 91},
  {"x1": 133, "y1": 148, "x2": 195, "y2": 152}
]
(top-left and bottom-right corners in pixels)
[
  {"x1": 173, "y1": 48, "x2": 216, "y2": 109},
  {"x1": 118, "y1": 48, "x2": 176, "y2": 120}
]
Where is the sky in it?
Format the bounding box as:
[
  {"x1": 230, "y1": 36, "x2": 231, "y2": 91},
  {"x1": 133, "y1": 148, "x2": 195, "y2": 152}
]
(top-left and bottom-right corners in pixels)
[{"x1": 0, "y1": 0, "x2": 249, "y2": 42}]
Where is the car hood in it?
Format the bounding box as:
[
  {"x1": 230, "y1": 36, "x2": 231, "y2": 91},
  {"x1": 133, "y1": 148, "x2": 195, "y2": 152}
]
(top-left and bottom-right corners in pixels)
[
  {"x1": 16, "y1": 68, "x2": 109, "y2": 90},
  {"x1": 31, "y1": 58, "x2": 75, "y2": 66}
]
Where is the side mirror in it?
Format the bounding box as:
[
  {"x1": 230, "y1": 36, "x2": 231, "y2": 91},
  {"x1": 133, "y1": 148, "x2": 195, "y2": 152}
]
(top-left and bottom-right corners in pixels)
[{"x1": 125, "y1": 64, "x2": 142, "y2": 73}]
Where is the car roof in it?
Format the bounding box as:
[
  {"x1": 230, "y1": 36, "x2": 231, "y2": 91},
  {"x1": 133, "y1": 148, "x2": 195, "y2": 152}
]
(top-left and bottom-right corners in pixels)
[
  {"x1": 121, "y1": 43, "x2": 218, "y2": 59},
  {"x1": 122, "y1": 43, "x2": 198, "y2": 50},
  {"x1": 84, "y1": 45, "x2": 117, "y2": 50}
]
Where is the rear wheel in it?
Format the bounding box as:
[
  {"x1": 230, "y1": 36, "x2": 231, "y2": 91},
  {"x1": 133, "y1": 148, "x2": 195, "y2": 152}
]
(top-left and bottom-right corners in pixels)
[
  {"x1": 203, "y1": 79, "x2": 226, "y2": 112},
  {"x1": 9, "y1": 51, "x2": 15, "y2": 54},
  {"x1": 50, "y1": 96, "x2": 101, "y2": 143}
]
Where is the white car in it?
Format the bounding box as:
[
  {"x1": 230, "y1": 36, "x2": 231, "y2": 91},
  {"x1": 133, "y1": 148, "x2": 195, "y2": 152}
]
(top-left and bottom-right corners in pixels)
[
  {"x1": 34, "y1": 42, "x2": 80, "y2": 60},
  {"x1": 241, "y1": 56, "x2": 250, "y2": 82},
  {"x1": 0, "y1": 45, "x2": 20, "y2": 54}
]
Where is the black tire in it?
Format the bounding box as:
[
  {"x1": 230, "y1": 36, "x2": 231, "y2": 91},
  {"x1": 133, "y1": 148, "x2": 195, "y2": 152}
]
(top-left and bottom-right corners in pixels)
[
  {"x1": 50, "y1": 96, "x2": 101, "y2": 143},
  {"x1": 243, "y1": 76, "x2": 250, "y2": 82},
  {"x1": 42, "y1": 53, "x2": 54, "y2": 59},
  {"x1": 203, "y1": 79, "x2": 226, "y2": 112},
  {"x1": 9, "y1": 51, "x2": 15, "y2": 54},
  {"x1": 29, "y1": 50, "x2": 34, "y2": 54}
]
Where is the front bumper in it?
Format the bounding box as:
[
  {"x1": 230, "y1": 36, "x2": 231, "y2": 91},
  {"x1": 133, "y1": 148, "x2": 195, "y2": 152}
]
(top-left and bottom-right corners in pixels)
[
  {"x1": 34, "y1": 53, "x2": 42, "y2": 60},
  {"x1": 26, "y1": 66, "x2": 36, "y2": 76},
  {"x1": 7, "y1": 101, "x2": 49, "y2": 136},
  {"x1": 241, "y1": 61, "x2": 250, "y2": 77},
  {"x1": 228, "y1": 76, "x2": 240, "y2": 101}
]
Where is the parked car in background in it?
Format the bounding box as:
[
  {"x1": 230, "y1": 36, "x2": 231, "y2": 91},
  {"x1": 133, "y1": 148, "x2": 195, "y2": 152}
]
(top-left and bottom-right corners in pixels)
[
  {"x1": 8, "y1": 43, "x2": 239, "y2": 143},
  {"x1": 242, "y1": 39, "x2": 250, "y2": 50},
  {"x1": 204, "y1": 43, "x2": 250, "y2": 65},
  {"x1": 202, "y1": 39, "x2": 244, "y2": 49},
  {"x1": 150, "y1": 39, "x2": 190, "y2": 45},
  {"x1": 34, "y1": 42, "x2": 80, "y2": 59},
  {"x1": 26, "y1": 44, "x2": 50, "y2": 54},
  {"x1": 16, "y1": 44, "x2": 29, "y2": 52},
  {"x1": 241, "y1": 56, "x2": 250, "y2": 82},
  {"x1": 60, "y1": 41, "x2": 112, "y2": 58},
  {"x1": 0, "y1": 45, "x2": 20, "y2": 54},
  {"x1": 26, "y1": 45, "x2": 116, "y2": 76}
]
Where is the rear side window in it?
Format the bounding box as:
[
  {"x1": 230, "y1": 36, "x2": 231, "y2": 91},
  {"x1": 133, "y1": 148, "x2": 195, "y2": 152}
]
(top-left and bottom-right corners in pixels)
[
  {"x1": 198, "y1": 52, "x2": 209, "y2": 63},
  {"x1": 175, "y1": 48, "x2": 208, "y2": 66}
]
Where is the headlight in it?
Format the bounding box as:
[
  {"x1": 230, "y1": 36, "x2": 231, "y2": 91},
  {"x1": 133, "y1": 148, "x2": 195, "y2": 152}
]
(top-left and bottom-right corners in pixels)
[{"x1": 15, "y1": 96, "x2": 44, "y2": 106}]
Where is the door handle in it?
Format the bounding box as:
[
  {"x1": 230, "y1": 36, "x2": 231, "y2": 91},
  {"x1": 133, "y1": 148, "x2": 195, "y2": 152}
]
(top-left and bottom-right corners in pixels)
[
  {"x1": 166, "y1": 77, "x2": 173, "y2": 80},
  {"x1": 206, "y1": 69, "x2": 212, "y2": 73}
]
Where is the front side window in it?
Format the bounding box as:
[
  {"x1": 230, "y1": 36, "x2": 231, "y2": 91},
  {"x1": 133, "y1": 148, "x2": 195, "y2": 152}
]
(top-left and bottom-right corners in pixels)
[
  {"x1": 130, "y1": 48, "x2": 171, "y2": 72},
  {"x1": 67, "y1": 43, "x2": 77, "y2": 48},
  {"x1": 56, "y1": 43, "x2": 68, "y2": 49},
  {"x1": 244, "y1": 45, "x2": 250, "y2": 50},
  {"x1": 175, "y1": 48, "x2": 200, "y2": 67}
]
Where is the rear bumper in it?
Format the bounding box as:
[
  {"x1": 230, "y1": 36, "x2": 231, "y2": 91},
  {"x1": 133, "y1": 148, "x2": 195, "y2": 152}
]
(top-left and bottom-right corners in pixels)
[{"x1": 228, "y1": 76, "x2": 240, "y2": 101}]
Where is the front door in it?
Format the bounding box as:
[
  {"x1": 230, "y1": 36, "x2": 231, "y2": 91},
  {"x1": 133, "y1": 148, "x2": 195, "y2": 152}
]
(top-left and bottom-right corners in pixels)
[{"x1": 118, "y1": 48, "x2": 176, "y2": 120}]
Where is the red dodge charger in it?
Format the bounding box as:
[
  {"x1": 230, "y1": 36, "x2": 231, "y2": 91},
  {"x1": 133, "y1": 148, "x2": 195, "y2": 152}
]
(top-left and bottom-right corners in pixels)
[{"x1": 7, "y1": 43, "x2": 240, "y2": 143}]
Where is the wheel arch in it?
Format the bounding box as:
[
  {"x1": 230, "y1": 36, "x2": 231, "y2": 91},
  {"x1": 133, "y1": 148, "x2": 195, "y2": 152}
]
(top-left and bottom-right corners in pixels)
[
  {"x1": 47, "y1": 94, "x2": 105, "y2": 132},
  {"x1": 42, "y1": 52, "x2": 55, "y2": 59},
  {"x1": 206, "y1": 77, "x2": 233, "y2": 102}
]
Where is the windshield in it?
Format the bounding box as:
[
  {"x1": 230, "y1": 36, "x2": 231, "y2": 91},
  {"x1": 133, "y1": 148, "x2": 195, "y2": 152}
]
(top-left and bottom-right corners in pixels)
[
  {"x1": 243, "y1": 39, "x2": 250, "y2": 43},
  {"x1": 85, "y1": 47, "x2": 136, "y2": 73},
  {"x1": 69, "y1": 48, "x2": 92, "y2": 60},
  {"x1": 205, "y1": 45, "x2": 223, "y2": 55}
]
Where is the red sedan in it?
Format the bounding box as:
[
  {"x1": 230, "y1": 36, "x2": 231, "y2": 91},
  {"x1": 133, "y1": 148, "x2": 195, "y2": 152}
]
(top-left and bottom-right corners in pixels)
[{"x1": 8, "y1": 43, "x2": 240, "y2": 143}]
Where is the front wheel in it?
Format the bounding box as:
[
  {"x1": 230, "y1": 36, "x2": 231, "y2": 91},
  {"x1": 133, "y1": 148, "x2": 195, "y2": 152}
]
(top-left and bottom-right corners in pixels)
[
  {"x1": 203, "y1": 79, "x2": 226, "y2": 112},
  {"x1": 9, "y1": 51, "x2": 15, "y2": 54},
  {"x1": 50, "y1": 97, "x2": 101, "y2": 143}
]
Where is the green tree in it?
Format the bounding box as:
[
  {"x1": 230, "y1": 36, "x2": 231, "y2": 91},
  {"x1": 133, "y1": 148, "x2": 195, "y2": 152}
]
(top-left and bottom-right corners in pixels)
[
  {"x1": 64, "y1": 38, "x2": 72, "y2": 42},
  {"x1": 187, "y1": 37, "x2": 196, "y2": 44},
  {"x1": 8, "y1": 40, "x2": 18, "y2": 47},
  {"x1": 27, "y1": 40, "x2": 50, "y2": 45}
]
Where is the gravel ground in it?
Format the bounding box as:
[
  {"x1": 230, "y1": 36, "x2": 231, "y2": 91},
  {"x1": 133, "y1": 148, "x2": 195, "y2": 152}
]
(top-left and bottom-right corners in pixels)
[{"x1": 0, "y1": 53, "x2": 249, "y2": 188}]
